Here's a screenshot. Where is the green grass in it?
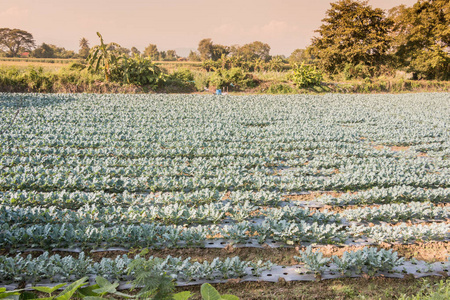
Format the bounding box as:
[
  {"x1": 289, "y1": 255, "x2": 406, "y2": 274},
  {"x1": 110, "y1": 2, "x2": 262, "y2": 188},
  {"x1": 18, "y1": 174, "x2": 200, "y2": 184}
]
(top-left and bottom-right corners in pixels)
[
  {"x1": 399, "y1": 280, "x2": 450, "y2": 300},
  {"x1": 0, "y1": 61, "x2": 449, "y2": 94}
]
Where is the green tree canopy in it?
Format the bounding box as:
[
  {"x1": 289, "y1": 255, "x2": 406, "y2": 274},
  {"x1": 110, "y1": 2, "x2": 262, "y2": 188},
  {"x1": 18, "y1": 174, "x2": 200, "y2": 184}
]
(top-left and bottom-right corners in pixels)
[
  {"x1": 188, "y1": 50, "x2": 201, "y2": 61},
  {"x1": 197, "y1": 38, "x2": 229, "y2": 61},
  {"x1": 0, "y1": 28, "x2": 35, "y2": 57},
  {"x1": 144, "y1": 44, "x2": 159, "y2": 60},
  {"x1": 308, "y1": 0, "x2": 392, "y2": 74},
  {"x1": 79, "y1": 37, "x2": 90, "y2": 59},
  {"x1": 32, "y1": 43, "x2": 75, "y2": 58},
  {"x1": 389, "y1": 0, "x2": 450, "y2": 80},
  {"x1": 235, "y1": 41, "x2": 271, "y2": 62},
  {"x1": 289, "y1": 48, "x2": 314, "y2": 64},
  {"x1": 166, "y1": 49, "x2": 178, "y2": 61},
  {"x1": 131, "y1": 46, "x2": 140, "y2": 56},
  {"x1": 211, "y1": 44, "x2": 229, "y2": 61},
  {"x1": 198, "y1": 38, "x2": 214, "y2": 61},
  {"x1": 33, "y1": 43, "x2": 55, "y2": 58},
  {"x1": 114, "y1": 46, "x2": 131, "y2": 57}
]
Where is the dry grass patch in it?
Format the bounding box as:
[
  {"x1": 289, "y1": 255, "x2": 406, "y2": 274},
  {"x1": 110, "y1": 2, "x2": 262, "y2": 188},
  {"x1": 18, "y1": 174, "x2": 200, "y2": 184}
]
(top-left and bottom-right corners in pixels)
[
  {"x1": 391, "y1": 146, "x2": 410, "y2": 152},
  {"x1": 284, "y1": 191, "x2": 346, "y2": 202}
]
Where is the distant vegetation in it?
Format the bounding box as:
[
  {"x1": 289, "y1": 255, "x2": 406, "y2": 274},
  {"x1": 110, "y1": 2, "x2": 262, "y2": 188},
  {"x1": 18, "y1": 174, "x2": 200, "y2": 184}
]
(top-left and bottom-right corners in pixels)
[{"x1": 0, "y1": 0, "x2": 448, "y2": 93}]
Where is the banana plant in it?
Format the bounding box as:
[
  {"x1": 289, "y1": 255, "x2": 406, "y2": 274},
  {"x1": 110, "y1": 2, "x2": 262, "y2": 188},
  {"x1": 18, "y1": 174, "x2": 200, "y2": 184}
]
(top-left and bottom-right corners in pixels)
[
  {"x1": 87, "y1": 32, "x2": 120, "y2": 81},
  {"x1": 0, "y1": 287, "x2": 22, "y2": 300},
  {"x1": 77, "y1": 276, "x2": 134, "y2": 299},
  {"x1": 200, "y1": 283, "x2": 239, "y2": 300}
]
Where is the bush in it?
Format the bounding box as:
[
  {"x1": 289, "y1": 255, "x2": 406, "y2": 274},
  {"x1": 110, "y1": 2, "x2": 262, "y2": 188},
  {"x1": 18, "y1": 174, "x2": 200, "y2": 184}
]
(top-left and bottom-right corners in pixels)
[
  {"x1": 289, "y1": 63, "x2": 323, "y2": 87},
  {"x1": 209, "y1": 67, "x2": 257, "y2": 90},
  {"x1": 265, "y1": 83, "x2": 296, "y2": 94},
  {"x1": 21, "y1": 67, "x2": 53, "y2": 92},
  {"x1": 409, "y1": 46, "x2": 450, "y2": 80},
  {"x1": 193, "y1": 71, "x2": 211, "y2": 91},
  {"x1": 343, "y1": 63, "x2": 374, "y2": 80},
  {"x1": 67, "y1": 62, "x2": 86, "y2": 71},
  {"x1": 110, "y1": 55, "x2": 165, "y2": 90},
  {"x1": 169, "y1": 68, "x2": 194, "y2": 82}
]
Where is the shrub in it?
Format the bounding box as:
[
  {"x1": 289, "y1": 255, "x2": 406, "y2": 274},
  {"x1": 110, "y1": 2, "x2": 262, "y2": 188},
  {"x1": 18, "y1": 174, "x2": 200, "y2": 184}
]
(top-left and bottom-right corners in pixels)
[
  {"x1": 343, "y1": 63, "x2": 374, "y2": 80},
  {"x1": 110, "y1": 55, "x2": 165, "y2": 90},
  {"x1": 209, "y1": 67, "x2": 257, "y2": 90},
  {"x1": 265, "y1": 83, "x2": 296, "y2": 94},
  {"x1": 21, "y1": 66, "x2": 53, "y2": 92},
  {"x1": 67, "y1": 62, "x2": 86, "y2": 71},
  {"x1": 169, "y1": 68, "x2": 194, "y2": 82},
  {"x1": 289, "y1": 63, "x2": 323, "y2": 87}
]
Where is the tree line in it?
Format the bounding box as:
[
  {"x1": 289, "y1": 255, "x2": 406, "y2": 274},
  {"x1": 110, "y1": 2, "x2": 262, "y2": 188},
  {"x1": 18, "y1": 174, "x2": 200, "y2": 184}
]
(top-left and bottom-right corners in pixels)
[{"x1": 0, "y1": 0, "x2": 448, "y2": 80}]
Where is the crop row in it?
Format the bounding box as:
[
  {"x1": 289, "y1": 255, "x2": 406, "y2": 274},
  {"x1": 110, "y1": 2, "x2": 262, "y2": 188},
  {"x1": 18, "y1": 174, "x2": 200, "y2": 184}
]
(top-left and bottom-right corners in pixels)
[
  {"x1": 2, "y1": 200, "x2": 448, "y2": 228},
  {"x1": 4, "y1": 150, "x2": 447, "y2": 173},
  {"x1": 0, "y1": 189, "x2": 283, "y2": 208},
  {"x1": 342, "y1": 202, "x2": 449, "y2": 223},
  {"x1": 0, "y1": 220, "x2": 347, "y2": 249},
  {"x1": 349, "y1": 223, "x2": 450, "y2": 243},
  {"x1": 3, "y1": 94, "x2": 447, "y2": 146},
  {"x1": 0, "y1": 252, "x2": 273, "y2": 283},
  {"x1": 1, "y1": 220, "x2": 448, "y2": 250},
  {"x1": 2, "y1": 185, "x2": 449, "y2": 210},
  {"x1": 295, "y1": 246, "x2": 406, "y2": 275},
  {"x1": 1, "y1": 168, "x2": 448, "y2": 193},
  {"x1": 317, "y1": 185, "x2": 450, "y2": 206},
  {"x1": 0, "y1": 203, "x2": 341, "y2": 226}
]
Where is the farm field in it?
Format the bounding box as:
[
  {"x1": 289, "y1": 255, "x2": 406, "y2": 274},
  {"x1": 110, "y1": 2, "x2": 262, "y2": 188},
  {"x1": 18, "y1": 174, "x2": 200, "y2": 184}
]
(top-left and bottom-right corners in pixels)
[
  {"x1": 0, "y1": 93, "x2": 450, "y2": 299},
  {"x1": 0, "y1": 58, "x2": 202, "y2": 72}
]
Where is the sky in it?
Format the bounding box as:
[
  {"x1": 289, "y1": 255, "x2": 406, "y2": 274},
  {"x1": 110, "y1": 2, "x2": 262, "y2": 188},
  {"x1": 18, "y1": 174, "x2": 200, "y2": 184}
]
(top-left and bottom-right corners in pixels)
[{"x1": 0, "y1": 0, "x2": 418, "y2": 57}]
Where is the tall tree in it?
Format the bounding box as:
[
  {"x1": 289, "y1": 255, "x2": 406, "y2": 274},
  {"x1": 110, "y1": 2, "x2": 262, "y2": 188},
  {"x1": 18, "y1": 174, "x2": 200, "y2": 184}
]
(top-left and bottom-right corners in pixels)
[
  {"x1": 211, "y1": 44, "x2": 229, "y2": 61},
  {"x1": 188, "y1": 50, "x2": 201, "y2": 61},
  {"x1": 198, "y1": 38, "x2": 214, "y2": 61},
  {"x1": 289, "y1": 49, "x2": 314, "y2": 64},
  {"x1": 0, "y1": 28, "x2": 35, "y2": 57},
  {"x1": 79, "y1": 37, "x2": 90, "y2": 59},
  {"x1": 237, "y1": 41, "x2": 271, "y2": 61},
  {"x1": 308, "y1": 0, "x2": 392, "y2": 74},
  {"x1": 33, "y1": 43, "x2": 55, "y2": 58},
  {"x1": 197, "y1": 38, "x2": 229, "y2": 61},
  {"x1": 114, "y1": 47, "x2": 131, "y2": 57},
  {"x1": 144, "y1": 44, "x2": 159, "y2": 60},
  {"x1": 131, "y1": 47, "x2": 140, "y2": 56},
  {"x1": 166, "y1": 50, "x2": 178, "y2": 61},
  {"x1": 159, "y1": 50, "x2": 166, "y2": 60},
  {"x1": 389, "y1": 0, "x2": 450, "y2": 79}
]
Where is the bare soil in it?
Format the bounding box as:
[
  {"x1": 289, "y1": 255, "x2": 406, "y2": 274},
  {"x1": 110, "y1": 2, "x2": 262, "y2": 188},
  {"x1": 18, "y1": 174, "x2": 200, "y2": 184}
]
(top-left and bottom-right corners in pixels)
[{"x1": 175, "y1": 276, "x2": 449, "y2": 300}]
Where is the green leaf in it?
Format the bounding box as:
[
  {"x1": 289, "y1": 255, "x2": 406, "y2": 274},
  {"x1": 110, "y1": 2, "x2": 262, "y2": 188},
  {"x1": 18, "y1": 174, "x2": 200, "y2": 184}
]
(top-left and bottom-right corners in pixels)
[
  {"x1": 220, "y1": 295, "x2": 239, "y2": 300},
  {"x1": 94, "y1": 276, "x2": 119, "y2": 294},
  {"x1": 0, "y1": 290, "x2": 22, "y2": 300},
  {"x1": 83, "y1": 297, "x2": 111, "y2": 300},
  {"x1": 77, "y1": 284, "x2": 100, "y2": 297},
  {"x1": 94, "y1": 276, "x2": 110, "y2": 286},
  {"x1": 55, "y1": 277, "x2": 89, "y2": 300},
  {"x1": 200, "y1": 283, "x2": 221, "y2": 300},
  {"x1": 31, "y1": 283, "x2": 67, "y2": 294},
  {"x1": 173, "y1": 291, "x2": 193, "y2": 300},
  {"x1": 18, "y1": 292, "x2": 38, "y2": 300},
  {"x1": 0, "y1": 295, "x2": 20, "y2": 300},
  {"x1": 112, "y1": 291, "x2": 134, "y2": 299}
]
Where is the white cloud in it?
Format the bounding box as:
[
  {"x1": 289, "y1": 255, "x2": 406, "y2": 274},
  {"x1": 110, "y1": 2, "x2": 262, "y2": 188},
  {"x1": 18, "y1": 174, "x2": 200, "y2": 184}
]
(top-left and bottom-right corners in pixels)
[
  {"x1": 0, "y1": 6, "x2": 30, "y2": 19},
  {"x1": 253, "y1": 20, "x2": 301, "y2": 37},
  {"x1": 213, "y1": 23, "x2": 238, "y2": 35},
  {"x1": 212, "y1": 20, "x2": 301, "y2": 39}
]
